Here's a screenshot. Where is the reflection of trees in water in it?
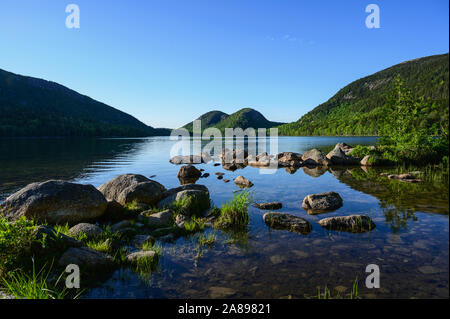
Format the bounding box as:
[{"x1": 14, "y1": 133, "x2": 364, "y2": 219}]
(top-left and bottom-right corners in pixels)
[
  {"x1": 379, "y1": 203, "x2": 418, "y2": 233},
  {"x1": 0, "y1": 138, "x2": 146, "y2": 198},
  {"x1": 330, "y1": 166, "x2": 448, "y2": 232}
]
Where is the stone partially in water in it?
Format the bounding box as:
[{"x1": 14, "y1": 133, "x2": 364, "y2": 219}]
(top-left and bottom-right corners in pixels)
[
  {"x1": 301, "y1": 149, "x2": 330, "y2": 166},
  {"x1": 157, "y1": 189, "x2": 210, "y2": 216},
  {"x1": 177, "y1": 165, "x2": 202, "y2": 179},
  {"x1": 252, "y1": 202, "x2": 282, "y2": 210},
  {"x1": 98, "y1": 174, "x2": 166, "y2": 206},
  {"x1": 263, "y1": 212, "x2": 312, "y2": 235},
  {"x1": 326, "y1": 143, "x2": 359, "y2": 165},
  {"x1": 1, "y1": 180, "x2": 107, "y2": 225},
  {"x1": 302, "y1": 192, "x2": 343, "y2": 213},
  {"x1": 234, "y1": 176, "x2": 253, "y2": 188},
  {"x1": 318, "y1": 215, "x2": 376, "y2": 233}
]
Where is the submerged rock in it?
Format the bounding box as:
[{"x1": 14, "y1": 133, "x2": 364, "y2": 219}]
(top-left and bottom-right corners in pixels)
[
  {"x1": 98, "y1": 174, "x2": 166, "y2": 206},
  {"x1": 302, "y1": 192, "x2": 343, "y2": 213},
  {"x1": 252, "y1": 202, "x2": 282, "y2": 210},
  {"x1": 263, "y1": 212, "x2": 312, "y2": 234},
  {"x1": 234, "y1": 176, "x2": 254, "y2": 188},
  {"x1": 387, "y1": 174, "x2": 421, "y2": 183},
  {"x1": 1, "y1": 180, "x2": 107, "y2": 225},
  {"x1": 68, "y1": 223, "x2": 104, "y2": 240},
  {"x1": 318, "y1": 215, "x2": 376, "y2": 233}
]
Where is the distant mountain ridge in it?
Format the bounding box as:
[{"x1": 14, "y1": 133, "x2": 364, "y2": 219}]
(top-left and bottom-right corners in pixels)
[
  {"x1": 183, "y1": 108, "x2": 284, "y2": 132},
  {"x1": 0, "y1": 68, "x2": 170, "y2": 137},
  {"x1": 277, "y1": 53, "x2": 449, "y2": 136}
]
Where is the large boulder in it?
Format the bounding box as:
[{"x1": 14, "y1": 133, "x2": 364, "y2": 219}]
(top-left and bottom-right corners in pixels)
[
  {"x1": 1, "y1": 180, "x2": 107, "y2": 225},
  {"x1": 98, "y1": 174, "x2": 166, "y2": 206},
  {"x1": 157, "y1": 189, "x2": 210, "y2": 216},
  {"x1": 263, "y1": 212, "x2": 312, "y2": 234},
  {"x1": 326, "y1": 144, "x2": 360, "y2": 165},
  {"x1": 302, "y1": 192, "x2": 343, "y2": 213},
  {"x1": 58, "y1": 247, "x2": 114, "y2": 271},
  {"x1": 318, "y1": 215, "x2": 376, "y2": 233},
  {"x1": 302, "y1": 149, "x2": 330, "y2": 166}
]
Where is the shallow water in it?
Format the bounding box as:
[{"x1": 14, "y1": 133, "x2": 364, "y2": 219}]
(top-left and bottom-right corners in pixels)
[{"x1": 0, "y1": 137, "x2": 448, "y2": 299}]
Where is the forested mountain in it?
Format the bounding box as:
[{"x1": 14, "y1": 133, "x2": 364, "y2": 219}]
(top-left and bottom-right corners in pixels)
[
  {"x1": 183, "y1": 108, "x2": 283, "y2": 132},
  {"x1": 0, "y1": 68, "x2": 170, "y2": 137},
  {"x1": 278, "y1": 53, "x2": 449, "y2": 136}
]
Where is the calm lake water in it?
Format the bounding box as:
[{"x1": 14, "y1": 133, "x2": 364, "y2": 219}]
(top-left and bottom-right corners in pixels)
[{"x1": 0, "y1": 137, "x2": 448, "y2": 299}]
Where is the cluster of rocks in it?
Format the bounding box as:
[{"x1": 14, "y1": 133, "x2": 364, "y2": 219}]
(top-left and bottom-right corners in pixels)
[
  {"x1": 168, "y1": 143, "x2": 378, "y2": 171},
  {"x1": 255, "y1": 191, "x2": 375, "y2": 234},
  {"x1": 0, "y1": 174, "x2": 213, "y2": 276}
]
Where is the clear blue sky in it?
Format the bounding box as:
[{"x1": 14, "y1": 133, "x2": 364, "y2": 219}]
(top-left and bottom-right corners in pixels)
[{"x1": 0, "y1": 0, "x2": 448, "y2": 128}]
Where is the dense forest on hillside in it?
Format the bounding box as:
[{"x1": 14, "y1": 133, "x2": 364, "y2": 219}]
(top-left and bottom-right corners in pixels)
[
  {"x1": 183, "y1": 108, "x2": 283, "y2": 133},
  {"x1": 0, "y1": 69, "x2": 169, "y2": 137},
  {"x1": 278, "y1": 53, "x2": 449, "y2": 137}
]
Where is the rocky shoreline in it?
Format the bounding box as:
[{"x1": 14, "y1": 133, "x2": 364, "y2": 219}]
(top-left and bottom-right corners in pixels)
[{"x1": 0, "y1": 143, "x2": 398, "y2": 298}]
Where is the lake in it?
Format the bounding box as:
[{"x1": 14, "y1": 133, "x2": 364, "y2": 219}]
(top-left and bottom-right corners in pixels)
[{"x1": 0, "y1": 136, "x2": 448, "y2": 299}]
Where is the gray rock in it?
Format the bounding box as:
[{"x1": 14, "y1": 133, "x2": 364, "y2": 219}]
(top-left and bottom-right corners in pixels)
[
  {"x1": 301, "y1": 149, "x2": 330, "y2": 166},
  {"x1": 68, "y1": 223, "x2": 104, "y2": 240},
  {"x1": 234, "y1": 176, "x2": 253, "y2": 188},
  {"x1": 326, "y1": 144, "x2": 359, "y2": 165},
  {"x1": 302, "y1": 192, "x2": 343, "y2": 213},
  {"x1": 132, "y1": 235, "x2": 155, "y2": 248},
  {"x1": 175, "y1": 214, "x2": 192, "y2": 228},
  {"x1": 157, "y1": 189, "x2": 210, "y2": 216},
  {"x1": 102, "y1": 200, "x2": 125, "y2": 221},
  {"x1": 144, "y1": 209, "x2": 173, "y2": 227},
  {"x1": 32, "y1": 225, "x2": 82, "y2": 250},
  {"x1": 0, "y1": 180, "x2": 107, "y2": 225},
  {"x1": 160, "y1": 184, "x2": 209, "y2": 199},
  {"x1": 169, "y1": 153, "x2": 211, "y2": 164},
  {"x1": 58, "y1": 247, "x2": 114, "y2": 271},
  {"x1": 252, "y1": 202, "x2": 282, "y2": 210},
  {"x1": 110, "y1": 220, "x2": 132, "y2": 232},
  {"x1": 98, "y1": 174, "x2": 166, "y2": 206},
  {"x1": 126, "y1": 250, "x2": 157, "y2": 263},
  {"x1": 263, "y1": 212, "x2": 312, "y2": 234},
  {"x1": 177, "y1": 165, "x2": 202, "y2": 179},
  {"x1": 360, "y1": 155, "x2": 372, "y2": 166},
  {"x1": 318, "y1": 215, "x2": 376, "y2": 233},
  {"x1": 277, "y1": 152, "x2": 303, "y2": 167}
]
